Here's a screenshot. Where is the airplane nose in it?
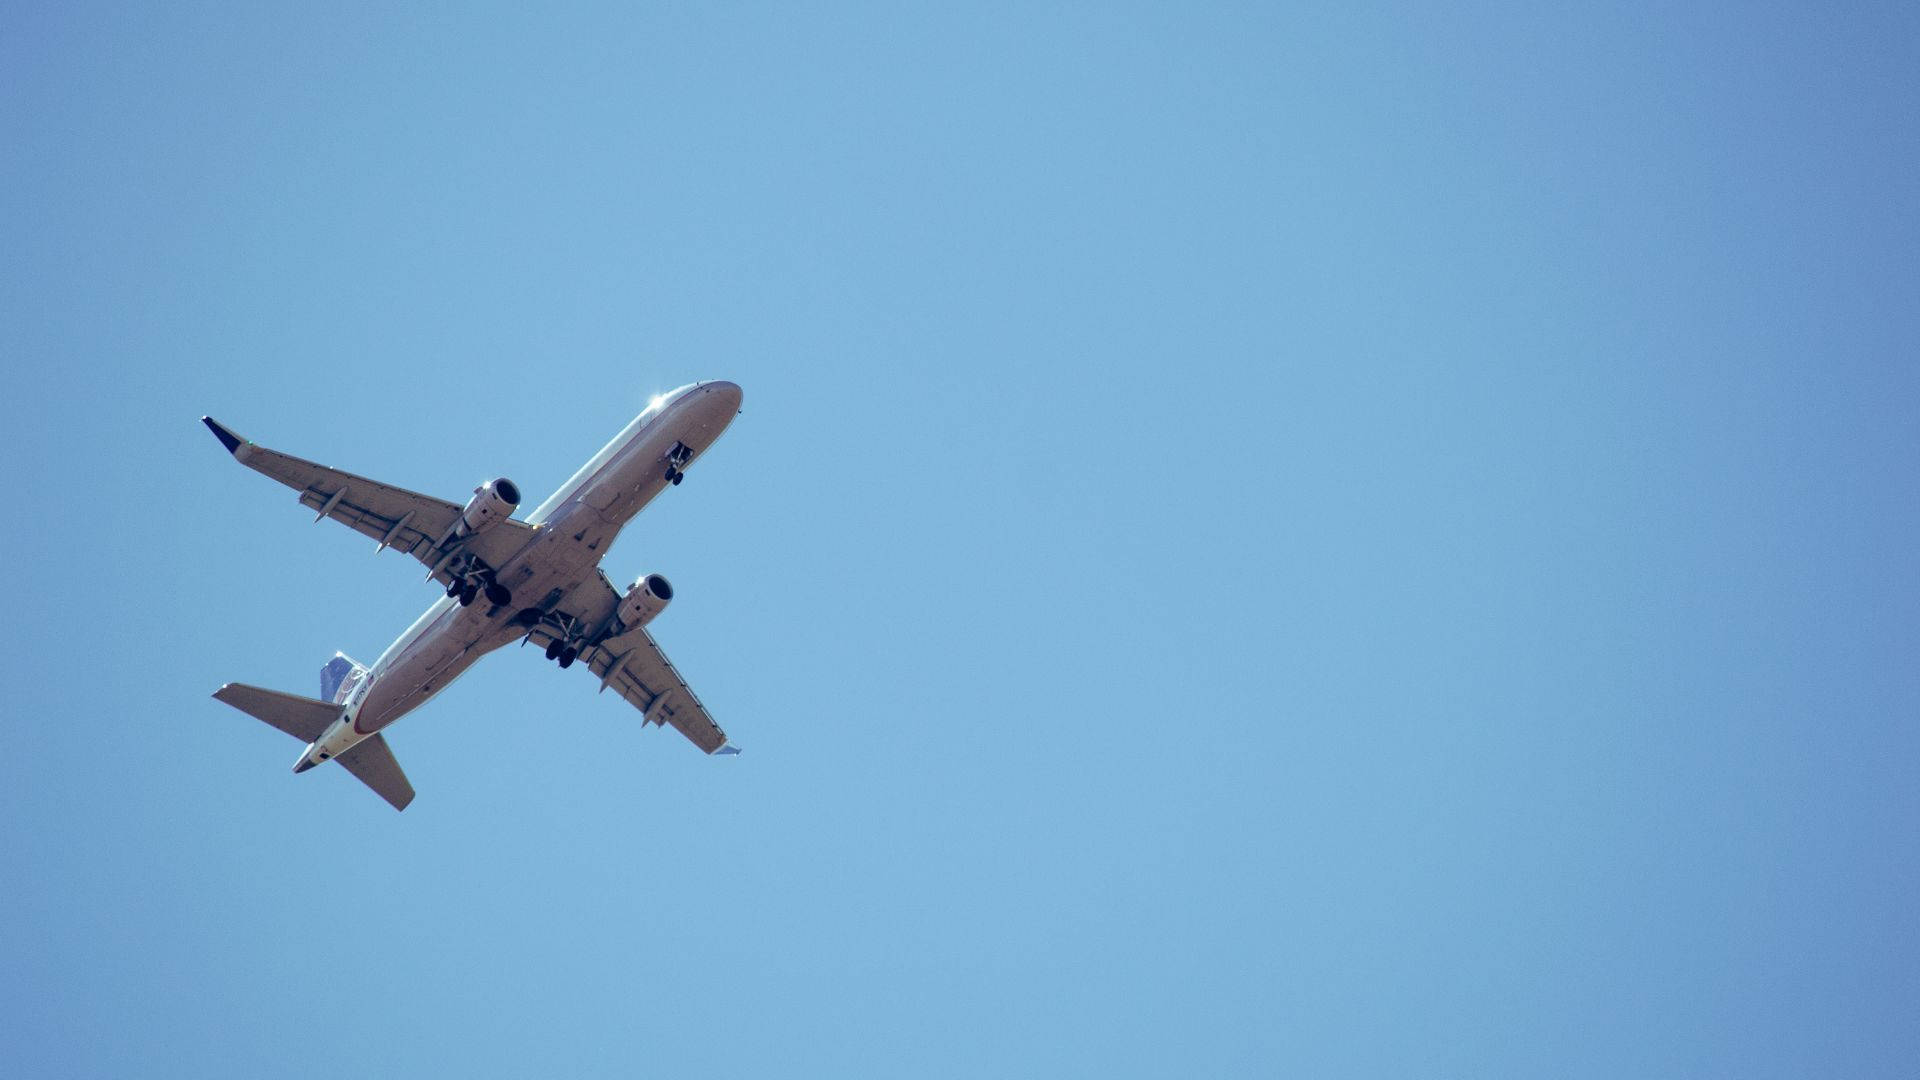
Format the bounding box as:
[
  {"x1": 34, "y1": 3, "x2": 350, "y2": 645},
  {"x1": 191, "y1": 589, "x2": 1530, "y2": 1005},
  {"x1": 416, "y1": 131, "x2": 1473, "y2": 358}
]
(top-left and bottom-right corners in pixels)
[{"x1": 701, "y1": 380, "x2": 743, "y2": 413}]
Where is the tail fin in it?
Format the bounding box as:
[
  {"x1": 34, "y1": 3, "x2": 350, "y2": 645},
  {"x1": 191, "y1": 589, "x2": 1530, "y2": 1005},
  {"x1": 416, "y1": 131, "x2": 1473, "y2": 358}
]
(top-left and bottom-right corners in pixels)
[{"x1": 320, "y1": 652, "x2": 370, "y2": 705}]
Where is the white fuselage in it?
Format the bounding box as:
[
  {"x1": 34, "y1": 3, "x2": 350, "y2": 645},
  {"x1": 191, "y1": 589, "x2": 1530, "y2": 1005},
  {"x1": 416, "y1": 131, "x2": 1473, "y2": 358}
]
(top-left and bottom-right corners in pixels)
[{"x1": 299, "y1": 381, "x2": 742, "y2": 769}]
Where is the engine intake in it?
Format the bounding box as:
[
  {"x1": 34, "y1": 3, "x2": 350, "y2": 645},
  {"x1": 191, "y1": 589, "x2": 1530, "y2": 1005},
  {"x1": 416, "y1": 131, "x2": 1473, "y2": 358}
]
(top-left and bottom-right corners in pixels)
[
  {"x1": 618, "y1": 573, "x2": 674, "y2": 629},
  {"x1": 458, "y1": 477, "x2": 520, "y2": 537}
]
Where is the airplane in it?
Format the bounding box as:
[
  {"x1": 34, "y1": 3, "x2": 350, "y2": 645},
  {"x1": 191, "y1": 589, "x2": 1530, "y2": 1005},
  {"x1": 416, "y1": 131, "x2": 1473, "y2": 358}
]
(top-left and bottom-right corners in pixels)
[{"x1": 203, "y1": 380, "x2": 745, "y2": 811}]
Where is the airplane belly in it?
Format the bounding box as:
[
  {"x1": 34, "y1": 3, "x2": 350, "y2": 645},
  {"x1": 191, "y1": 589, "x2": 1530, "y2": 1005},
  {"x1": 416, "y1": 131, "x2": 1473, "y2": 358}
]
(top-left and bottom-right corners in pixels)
[
  {"x1": 349, "y1": 499, "x2": 639, "y2": 739},
  {"x1": 356, "y1": 612, "x2": 505, "y2": 734},
  {"x1": 333, "y1": 384, "x2": 739, "y2": 739}
]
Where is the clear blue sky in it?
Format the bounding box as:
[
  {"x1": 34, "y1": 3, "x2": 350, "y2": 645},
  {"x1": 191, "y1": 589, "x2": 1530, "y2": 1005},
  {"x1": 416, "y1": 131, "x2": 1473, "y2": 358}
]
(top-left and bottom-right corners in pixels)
[{"x1": 4, "y1": 4, "x2": 1917, "y2": 1076}]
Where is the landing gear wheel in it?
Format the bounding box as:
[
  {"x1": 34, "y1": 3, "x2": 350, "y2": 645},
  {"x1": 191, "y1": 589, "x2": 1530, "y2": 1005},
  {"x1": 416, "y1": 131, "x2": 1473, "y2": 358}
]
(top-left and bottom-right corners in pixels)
[
  {"x1": 665, "y1": 467, "x2": 679, "y2": 483},
  {"x1": 459, "y1": 583, "x2": 479, "y2": 606},
  {"x1": 544, "y1": 640, "x2": 563, "y2": 661},
  {"x1": 447, "y1": 580, "x2": 463, "y2": 599},
  {"x1": 558, "y1": 647, "x2": 578, "y2": 669},
  {"x1": 485, "y1": 582, "x2": 512, "y2": 607},
  {"x1": 671, "y1": 472, "x2": 684, "y2": 485}
]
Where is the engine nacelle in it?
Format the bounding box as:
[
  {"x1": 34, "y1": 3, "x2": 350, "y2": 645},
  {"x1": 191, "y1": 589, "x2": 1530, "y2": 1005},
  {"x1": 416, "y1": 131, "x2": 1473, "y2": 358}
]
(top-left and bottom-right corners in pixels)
[
  {"x1": 618, "y1": 573, "x2": 674, "y2": 629},
  {"x1": 457, "y1": 477, "x2": 521, "y2": 537}
]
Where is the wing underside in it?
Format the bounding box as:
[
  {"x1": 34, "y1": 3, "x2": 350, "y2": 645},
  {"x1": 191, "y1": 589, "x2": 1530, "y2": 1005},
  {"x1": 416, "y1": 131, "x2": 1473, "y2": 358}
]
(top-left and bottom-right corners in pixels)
[
  {"x1": 202, "y1": 417, "x2": 536, "y2": 587},
  {"x1": 524, "y1": 574, "x2": 731, "y2": 754}
]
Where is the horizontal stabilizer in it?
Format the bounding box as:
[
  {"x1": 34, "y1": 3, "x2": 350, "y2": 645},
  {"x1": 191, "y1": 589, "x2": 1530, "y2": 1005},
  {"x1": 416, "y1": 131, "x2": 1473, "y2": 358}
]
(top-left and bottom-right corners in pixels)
[
  {"x1": 213, "y1": 683, "x2": 338, "y2": 743},
  {"x1": 212, "y1": 683, "x2": 416, "y2": 811},
  {"x1": 337, "y1": 734, "x2": 415, "y2": 811}
]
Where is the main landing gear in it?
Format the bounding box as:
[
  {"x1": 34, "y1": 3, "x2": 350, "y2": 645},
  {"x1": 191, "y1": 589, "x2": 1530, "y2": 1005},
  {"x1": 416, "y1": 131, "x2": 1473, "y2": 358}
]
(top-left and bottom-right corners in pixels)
[
  {"x1": 520, "y1": 609, "x2": 587, "y2": 669},
  {"x1": 445, "y1": 567, "x2": 512, "y2": 608},
  {"x1": 543, "y1": 638, "x2": 580, "y2": 669}
]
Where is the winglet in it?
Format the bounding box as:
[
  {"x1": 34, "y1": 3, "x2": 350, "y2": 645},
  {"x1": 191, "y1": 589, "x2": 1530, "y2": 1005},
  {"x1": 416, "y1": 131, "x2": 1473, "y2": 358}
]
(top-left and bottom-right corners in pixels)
[
  {"x1": 201, "y1": 416, "x2": 245, "y2": 455},
  {"x1": 715, "y1": 744, "x2": 742, "y2": 756}
]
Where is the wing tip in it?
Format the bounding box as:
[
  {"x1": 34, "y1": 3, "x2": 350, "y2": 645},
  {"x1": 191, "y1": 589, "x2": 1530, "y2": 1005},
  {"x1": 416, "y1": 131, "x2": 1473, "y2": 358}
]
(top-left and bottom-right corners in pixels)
[
  {"x1": 715, "y1": 744, "x2": 742, "y2": 756},
  {"x1": 201, "y1": 416, "x2": 244, "y2": 455}
]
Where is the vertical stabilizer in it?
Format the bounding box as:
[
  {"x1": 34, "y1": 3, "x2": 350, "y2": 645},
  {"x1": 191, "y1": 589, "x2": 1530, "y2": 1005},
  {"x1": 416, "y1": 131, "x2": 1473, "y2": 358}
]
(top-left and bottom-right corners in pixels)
[{"x1": 321, "y1": 652, "x2": 370, "y2": 705}]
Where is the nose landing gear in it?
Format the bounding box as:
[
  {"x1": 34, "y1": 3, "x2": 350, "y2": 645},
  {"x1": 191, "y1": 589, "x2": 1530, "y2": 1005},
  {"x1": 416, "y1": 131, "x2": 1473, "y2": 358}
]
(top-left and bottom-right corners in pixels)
[{"x1": 663, "y1": 441, "x2": 694, "y2": 485}]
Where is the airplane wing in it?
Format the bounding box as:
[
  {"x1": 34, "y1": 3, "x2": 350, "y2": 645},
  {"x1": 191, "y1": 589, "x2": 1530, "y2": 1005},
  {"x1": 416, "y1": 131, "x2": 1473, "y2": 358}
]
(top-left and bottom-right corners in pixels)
[
  {"x1": 591, "y1": 626, "x2": 732, "y2": 753},
  {"x1": 202, "y1": 417, "x2": 537, "y2": 585},
  {"x1": 527, "y1": 573, "x2": 732, "y2": 754}
]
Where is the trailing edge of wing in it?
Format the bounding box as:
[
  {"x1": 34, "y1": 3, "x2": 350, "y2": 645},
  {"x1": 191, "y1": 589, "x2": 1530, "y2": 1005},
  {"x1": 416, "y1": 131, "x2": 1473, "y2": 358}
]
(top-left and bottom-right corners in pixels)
[{"x1": 597, "y1": 627, "x2": 731, "y2": 754}]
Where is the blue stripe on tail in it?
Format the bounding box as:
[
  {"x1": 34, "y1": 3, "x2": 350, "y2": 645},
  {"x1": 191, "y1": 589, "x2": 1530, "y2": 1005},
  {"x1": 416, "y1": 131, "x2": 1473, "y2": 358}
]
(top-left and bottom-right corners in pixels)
[{"x1": 320, "y1": 652, "x2": 369, "y2": 705}]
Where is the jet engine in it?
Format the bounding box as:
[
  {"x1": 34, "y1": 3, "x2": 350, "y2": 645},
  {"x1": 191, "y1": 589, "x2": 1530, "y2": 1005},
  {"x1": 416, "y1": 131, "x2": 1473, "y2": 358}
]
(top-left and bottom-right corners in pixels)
[
  {"x1": 618, "y1": 573, "x2": 674, "y2": 629},
  {"x1": 457, "y1": 477, "x2": 521, "y2": 537}
]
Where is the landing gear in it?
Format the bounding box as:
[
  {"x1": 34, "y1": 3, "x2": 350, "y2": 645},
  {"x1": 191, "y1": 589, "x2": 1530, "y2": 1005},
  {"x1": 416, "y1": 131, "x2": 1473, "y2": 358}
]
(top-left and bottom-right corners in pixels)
[
  {"x1": 542, "y1": 638, "x2": 580, "y2": 667},
  {"x1": 664, "y1": 442, "x2": 693, "y2": 485},
  {"x1": 445, "y1": 560, "x2": 510, "y2": 609},
  {"x1": 525, "y1": 609, "x2": 591, "y2": 670}
]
